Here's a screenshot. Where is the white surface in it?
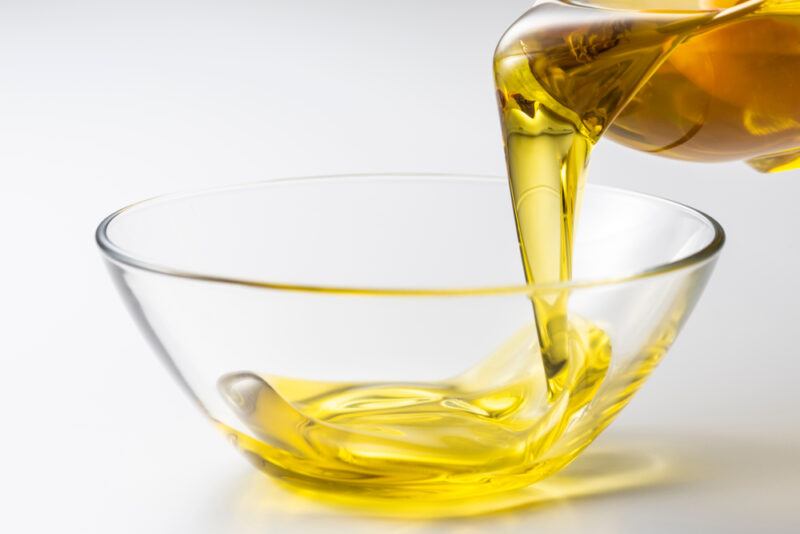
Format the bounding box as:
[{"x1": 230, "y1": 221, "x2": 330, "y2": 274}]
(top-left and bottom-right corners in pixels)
[{"x1": 1, "y1": 1, "x2": 798, "y2": 532}]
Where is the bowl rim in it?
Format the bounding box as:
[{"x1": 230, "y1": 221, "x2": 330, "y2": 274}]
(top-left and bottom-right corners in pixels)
[{"x1": 95, "y1": 173, "x2": 725, "y2": 297}]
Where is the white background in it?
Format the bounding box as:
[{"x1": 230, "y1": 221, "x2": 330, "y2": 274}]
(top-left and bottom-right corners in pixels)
[{"x1": 1, "y1": 0, "x2": 798, "y2": 532}]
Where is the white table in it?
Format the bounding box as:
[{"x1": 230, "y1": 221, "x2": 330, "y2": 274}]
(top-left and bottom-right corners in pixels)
[{"x1": 2, "y1": 1, "x2": 798, "y2": 531}]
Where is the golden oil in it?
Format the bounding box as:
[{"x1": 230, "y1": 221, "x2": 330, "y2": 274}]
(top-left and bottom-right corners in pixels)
[
  {"x1": 214, "y1": 0, "x2": 796, "y2": 500},
  {"x1": 218, "y1": 321, "x2": 611, "y2": 498},
  {"x1": 494, "y1": 0, "x2": 798, "y2": 403}
]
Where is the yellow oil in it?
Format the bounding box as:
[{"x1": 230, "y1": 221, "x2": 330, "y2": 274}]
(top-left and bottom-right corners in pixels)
[
  {"x1": 495, "y1": 0, "x2": 799, "y2": 403},
  {"x1": 215, "y1": 0, "x2": 797, "y2": 500},
  {"x1": 218, "y1": 321, "x2": 611, "y2": 498}
]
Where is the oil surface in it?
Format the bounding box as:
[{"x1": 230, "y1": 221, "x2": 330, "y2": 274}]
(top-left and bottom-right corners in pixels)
[
  {"x1": 218, "y1": 321, "x2": 611, "y2": 498},
  {"x1": 215, "y1": 0, "x2": 794, "y2": 499}
]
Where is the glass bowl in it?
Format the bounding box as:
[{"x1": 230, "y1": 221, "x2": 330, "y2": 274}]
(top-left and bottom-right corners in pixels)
[{"x1": 96, "y1": 174, "x2": 723, "y2": 501}]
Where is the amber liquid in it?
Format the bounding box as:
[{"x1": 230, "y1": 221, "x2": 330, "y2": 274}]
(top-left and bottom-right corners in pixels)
[
  {"x1": 608, "y1": 0, "x2": 800, "y2": 171},
  {"x1": 499, "y1": 0, "x2": 800, "y2": 171}
]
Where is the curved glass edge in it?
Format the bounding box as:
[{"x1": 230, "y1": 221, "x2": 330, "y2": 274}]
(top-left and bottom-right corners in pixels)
[{"x1": 95, "y1": 173, "x2": 726, "y2": 297}]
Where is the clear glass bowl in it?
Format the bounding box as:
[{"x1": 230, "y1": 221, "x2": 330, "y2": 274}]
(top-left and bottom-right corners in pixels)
[{"x1": 96, "y1": 174, "x2": 724, "y2": 501}]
